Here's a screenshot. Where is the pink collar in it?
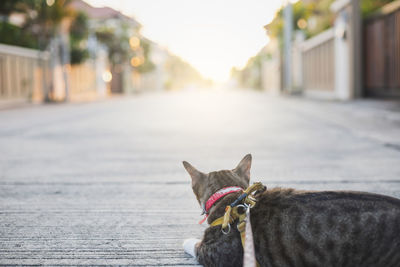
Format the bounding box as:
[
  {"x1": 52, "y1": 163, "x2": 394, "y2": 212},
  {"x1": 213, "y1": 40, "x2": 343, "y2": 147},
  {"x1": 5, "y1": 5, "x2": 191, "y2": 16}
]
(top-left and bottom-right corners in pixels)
[{"x1": 198, "y1": 186, "x2": 243, "y2": 224}]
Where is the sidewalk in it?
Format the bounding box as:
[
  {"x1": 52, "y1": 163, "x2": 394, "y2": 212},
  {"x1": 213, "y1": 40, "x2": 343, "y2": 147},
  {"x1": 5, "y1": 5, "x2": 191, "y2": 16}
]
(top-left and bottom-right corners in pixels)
[
  {"x1": 0, "y1": 99, "x2": 40, "y2": 111},
  {"x1": 0, "y1": 91, "x2": 399, "y2": 265}
]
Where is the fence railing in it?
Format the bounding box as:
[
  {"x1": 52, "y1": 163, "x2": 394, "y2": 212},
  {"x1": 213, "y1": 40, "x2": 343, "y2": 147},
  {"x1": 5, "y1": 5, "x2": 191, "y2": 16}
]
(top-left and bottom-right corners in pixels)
[
  {"x1": 0, "y1": 43, "x2": 49, "y2": 102},
  {"x1": 301, "y1": 29, "x2": 335, "y2": 96},
  {"x1": 364, "y1": 1, "x2": 400, "y2": 97},
  {"x1": 69, "y1": 61, "x2": 97, "y2": 101}
]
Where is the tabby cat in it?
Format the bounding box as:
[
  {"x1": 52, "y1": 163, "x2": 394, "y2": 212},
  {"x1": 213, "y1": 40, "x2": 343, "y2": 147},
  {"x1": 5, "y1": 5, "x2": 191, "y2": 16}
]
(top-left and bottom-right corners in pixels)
[{"x1": 182, "y1": 154, "x2": 400, "y2": 267}]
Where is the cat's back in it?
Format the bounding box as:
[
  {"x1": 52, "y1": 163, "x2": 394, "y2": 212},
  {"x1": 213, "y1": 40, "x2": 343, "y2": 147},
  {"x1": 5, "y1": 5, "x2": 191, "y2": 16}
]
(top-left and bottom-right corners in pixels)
[
  {"x1": 254, "y1": 188, "x2": 400, "y2": 218},
  {"x1": 251, "y1": 188, "x2": 400, "y2": 267}
]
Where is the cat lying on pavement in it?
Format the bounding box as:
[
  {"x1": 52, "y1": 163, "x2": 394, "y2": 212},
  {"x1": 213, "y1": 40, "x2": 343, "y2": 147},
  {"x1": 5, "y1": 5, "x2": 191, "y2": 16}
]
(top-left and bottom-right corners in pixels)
[{"x1": 182, "y1": 154, "x2": 400, "y2": 267}]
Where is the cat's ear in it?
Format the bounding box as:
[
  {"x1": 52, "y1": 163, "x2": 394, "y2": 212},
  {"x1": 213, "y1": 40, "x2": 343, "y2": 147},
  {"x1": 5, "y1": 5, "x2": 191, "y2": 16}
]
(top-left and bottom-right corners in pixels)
[
  {"x1": 233, "y1": 154, "x2": 252, "y2": 183},
  {"x1": 183, "y1": 161, "x2": 204, "y2": 187}
]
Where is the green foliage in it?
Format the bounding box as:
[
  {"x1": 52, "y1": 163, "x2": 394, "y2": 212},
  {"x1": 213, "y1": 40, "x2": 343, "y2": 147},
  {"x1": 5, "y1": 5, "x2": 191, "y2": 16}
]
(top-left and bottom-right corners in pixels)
[
  {"x1": 0, "y1": 0, "x2": 21, "y2": 16},
  {"x1": 96, "y1": 25, "x2": 155, "y2": 73},
  {"x1": 135, "y1": 39, "x2": 155, "y2": 73},
  {"x1": 70, "y1": 46, "x2": 88, "y2": 65},
  {"x1": 266, "y1": 8, "x2": 283, "y2": 41},
  {"x1": 70, "y1": 11, "x2": 88, "y2": 41},
  {"x1": 21, "y1": 0, "x2": 75, "y2": 50},
  {"x1": 361, "y1": 0, "x2": 396, "y2": 17},
  {"x1": 0, "y1": 22, "x2": 38, "y2": 48},
  {"x1": 267, "y1": 0, "x2": 396, "y2": 42},
  {"x1": 267, "y1": 0, "x2": 334, "y2": 41},
  {"x1": 95, "y1": 27, "x2": 130, "y2": 65},
  {"x1": 237, "y1": 0, "x2": 397, "y2": 91},
  {"x1": 69, "y1": 11, "x2": 89, "y2": 65},
  {"x1": 1, "y1": 0, "x2": 92, "y2": 65}
]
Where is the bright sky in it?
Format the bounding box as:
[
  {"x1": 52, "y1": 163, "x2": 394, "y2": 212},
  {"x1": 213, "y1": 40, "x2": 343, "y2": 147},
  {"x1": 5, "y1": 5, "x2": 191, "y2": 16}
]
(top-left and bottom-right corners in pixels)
[{"x1": 85, "y1": 0, "x2": 285, "y2": 82}]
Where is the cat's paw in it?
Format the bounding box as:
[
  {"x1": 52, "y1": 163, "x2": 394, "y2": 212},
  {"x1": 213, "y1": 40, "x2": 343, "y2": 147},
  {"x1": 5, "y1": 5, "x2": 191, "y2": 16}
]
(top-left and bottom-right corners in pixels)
[{"x1": 183, "y1": 238, "x2": 200, "y2": 257}]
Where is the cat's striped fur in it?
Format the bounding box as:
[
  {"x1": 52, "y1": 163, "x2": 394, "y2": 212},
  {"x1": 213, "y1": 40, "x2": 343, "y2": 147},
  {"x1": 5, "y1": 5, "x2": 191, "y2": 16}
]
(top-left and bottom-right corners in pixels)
[{"x1": 183, "y1": 154, "x2": 400, "y2": 267}]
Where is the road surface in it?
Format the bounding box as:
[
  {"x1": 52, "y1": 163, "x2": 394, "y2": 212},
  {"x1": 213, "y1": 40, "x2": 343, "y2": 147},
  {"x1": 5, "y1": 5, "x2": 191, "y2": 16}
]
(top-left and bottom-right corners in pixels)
[{"x1": 1, "y1": 90, "x2": 400, "y2": 265}]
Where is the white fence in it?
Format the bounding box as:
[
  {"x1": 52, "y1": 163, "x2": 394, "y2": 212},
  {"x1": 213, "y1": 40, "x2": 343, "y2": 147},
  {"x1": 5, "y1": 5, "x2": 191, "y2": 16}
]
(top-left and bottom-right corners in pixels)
[
  {"x1": 301, "y1": 28, "x2": 335, "y2": 98},
  {"x1": 295, "y1": 0, "x2": 359, "y2": 100},
  {"x1": 0, "y1": 43, "x2": 49, "y2": 102}
]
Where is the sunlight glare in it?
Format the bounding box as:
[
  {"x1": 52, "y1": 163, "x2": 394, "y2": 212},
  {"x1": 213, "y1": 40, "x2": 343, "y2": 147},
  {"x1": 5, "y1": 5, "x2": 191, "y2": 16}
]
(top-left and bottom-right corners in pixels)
[{"x1": 85, "y1": 0, "x2": 286, "y2": 82}]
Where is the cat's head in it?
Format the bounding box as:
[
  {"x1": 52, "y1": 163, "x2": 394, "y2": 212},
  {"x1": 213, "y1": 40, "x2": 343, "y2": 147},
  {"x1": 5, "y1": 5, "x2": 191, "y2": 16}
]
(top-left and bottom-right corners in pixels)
[{"x1": 182, "y1": 154, "x2": 252, "y2": 209}]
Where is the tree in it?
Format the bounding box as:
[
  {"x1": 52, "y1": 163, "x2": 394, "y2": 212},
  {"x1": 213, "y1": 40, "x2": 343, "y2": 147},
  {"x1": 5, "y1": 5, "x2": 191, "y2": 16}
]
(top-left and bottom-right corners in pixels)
[
  {"x1": 0, "y1": 0, "x2": 22, "y2": 19},
  {"x1": 266, "y1": 0, "x2": 396, "y2": 42},
  {"x1": 19, "y1": 0, "x2": 77, "y2": 101},
  {"x1": 95, "y1": 26, "x2": 131, "y2": 66},
  {"x1": 267, "y1": 0, "x2": 334, "y2": 41},
  {"x1": 96, "y1": 24, "x2": 155, "y2": 74},
  {"x1": 361, "y1": 0, "x2": 395, "y2": 17},
  {"x1": 0, "y1": 0, "x2": 92, "y2": 100},
  {"x1": 0, "y1": 0, "x2": 38, "y2": 48},
  {"x1": 20, "y1": 0, "x2": 75, "y2": 51},
  {"x1": 69, "y1": 11, "x2": 89, "y2": 65}
]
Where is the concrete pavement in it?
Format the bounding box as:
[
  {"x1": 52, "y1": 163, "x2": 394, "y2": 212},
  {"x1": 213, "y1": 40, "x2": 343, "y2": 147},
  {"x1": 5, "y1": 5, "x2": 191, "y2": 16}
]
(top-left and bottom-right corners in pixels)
[{"x1": 1, "y1": 90, "x2": 400, "y2": 265}]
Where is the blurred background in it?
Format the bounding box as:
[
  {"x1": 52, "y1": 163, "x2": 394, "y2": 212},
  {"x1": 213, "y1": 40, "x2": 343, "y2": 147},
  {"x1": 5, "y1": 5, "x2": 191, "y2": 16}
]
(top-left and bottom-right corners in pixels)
[
  {"x1": 0, "y1": 0, "x2": 399, "y2": 102},
  {"x1": 1, "y1": 0, "x2": 400, "y2": 265}
]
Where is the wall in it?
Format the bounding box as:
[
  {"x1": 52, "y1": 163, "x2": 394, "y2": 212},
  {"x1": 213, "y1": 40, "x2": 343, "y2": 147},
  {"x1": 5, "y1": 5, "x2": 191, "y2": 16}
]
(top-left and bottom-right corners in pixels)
[{"x1": 0, "y1": 43, "x2": 50, "y2": 103}]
